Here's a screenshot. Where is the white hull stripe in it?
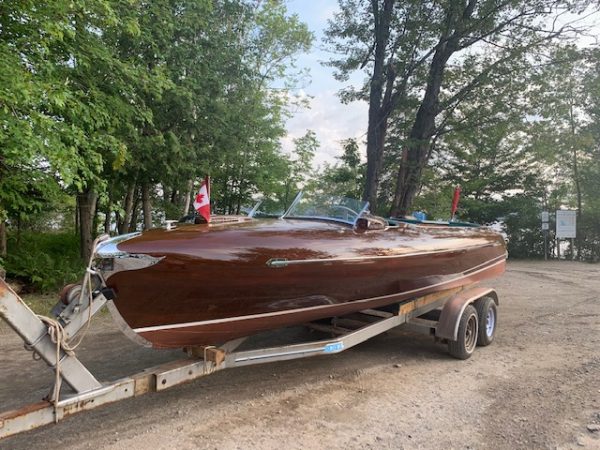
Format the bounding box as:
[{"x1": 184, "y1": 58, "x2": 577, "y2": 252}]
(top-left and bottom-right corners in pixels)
[
  {"x1": 266, "y1": 243, "x2": 498, "y2": 266},
  {"x1": 133, "y1": 254, "x2": 507, "y2": 334}
]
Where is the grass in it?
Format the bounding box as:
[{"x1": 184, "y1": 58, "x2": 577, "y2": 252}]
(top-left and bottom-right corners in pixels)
[{"x1": 21, "y1": 292, "x2": 58, "y2": 315}]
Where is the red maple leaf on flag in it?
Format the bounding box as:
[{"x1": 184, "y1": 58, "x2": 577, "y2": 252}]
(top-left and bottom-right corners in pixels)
[{"x1": 195, "y1": 193, "x2": 204, "y2": 203}]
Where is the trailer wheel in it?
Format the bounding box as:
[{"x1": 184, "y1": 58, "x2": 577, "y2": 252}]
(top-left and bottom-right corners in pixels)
[
  {"x1": 475, "y1": 297, "x2": 497, "y2": 347},
  {"x1": 448, "y1": 304, "x2": 478, "y2": 360}
]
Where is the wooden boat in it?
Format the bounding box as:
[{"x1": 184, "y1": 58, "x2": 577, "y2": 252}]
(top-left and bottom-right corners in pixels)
[{"x1": 94, "y1": 194, "x2": 507, "y2": 349}]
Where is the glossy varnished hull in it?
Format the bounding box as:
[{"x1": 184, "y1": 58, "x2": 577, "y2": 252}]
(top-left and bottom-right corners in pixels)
[{"x1": 100, "y1": 219, "x2": 507, "y2": 348}]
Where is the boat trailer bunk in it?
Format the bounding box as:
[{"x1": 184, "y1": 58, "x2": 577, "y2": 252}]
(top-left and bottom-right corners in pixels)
[{"x1": 0, "y1": 276, "x2": 499, "y2": 440}]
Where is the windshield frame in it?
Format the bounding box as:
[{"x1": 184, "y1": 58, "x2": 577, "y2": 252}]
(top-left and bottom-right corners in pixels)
[
  {"x1": 246, "y1": 200, "x2": 263, "y2": 218},
  {"x1": 281, "y1": 191, "x2": 370, "y2": 227}
]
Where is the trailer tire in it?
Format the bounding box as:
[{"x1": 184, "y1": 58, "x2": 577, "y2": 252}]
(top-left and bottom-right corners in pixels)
[
  {"x1": 475, "y1": 297, "x2": 497, "y2": 347},
  {"x1": 448, "y1": 304, "x2": 478, "y2": 360}
]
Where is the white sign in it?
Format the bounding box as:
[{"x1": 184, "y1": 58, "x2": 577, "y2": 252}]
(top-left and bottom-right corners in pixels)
[
  {"x1": 542, "y1": 222, "x2": 549, "y2": 231},
  {"x1": 556, "y1": 210, "x2": 576, "y2": 238},
  {"x1": 541, "y1": 211, "x2": 549, "y2": 222}
]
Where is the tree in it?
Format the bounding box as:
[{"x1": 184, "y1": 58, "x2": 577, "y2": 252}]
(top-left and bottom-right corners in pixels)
[
  {"x1": 0, "y1": 1, "x2": 143, "y2": 261},
  {"x1": 109, "y1": 0, "x2": 311, "y2": 222},
  {"x1": 527, "y1": 45, "x2": 596, "y2": 257},
  {"x1": 315, "y1": 139, "x2": 365, "y2": 199},
  {"x1": 0, "y1": 0, "x2": 312, "y2": 266},
  {"x1": 282, "y1": 130, "x2": 319, "y2": 209},
  {"x1": 326, "y1": 0, "x2": 593, "y2": 215}
]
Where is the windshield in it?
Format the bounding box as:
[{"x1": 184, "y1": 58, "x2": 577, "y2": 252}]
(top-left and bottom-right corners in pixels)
[
  {"x1": 242, "y1": 198, "x2": 287, "y2": 218},
  {"x1": 282, "y1": 192, "x2": 369, "y2": 226}
]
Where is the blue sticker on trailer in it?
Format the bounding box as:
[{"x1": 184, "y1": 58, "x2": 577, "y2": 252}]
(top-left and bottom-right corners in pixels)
[{"x1": 324, "y1": 342, "x2": 344, "y2": 353}]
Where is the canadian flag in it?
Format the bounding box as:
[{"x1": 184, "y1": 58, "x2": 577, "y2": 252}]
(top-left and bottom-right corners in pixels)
[{"x1": 193, "y1": 176, "x2": 211, "y2": 223}]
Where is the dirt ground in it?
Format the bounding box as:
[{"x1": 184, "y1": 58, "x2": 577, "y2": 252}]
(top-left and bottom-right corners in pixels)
[{"x1": 1, "y1": 260, "x2": 599, "y2": 450}]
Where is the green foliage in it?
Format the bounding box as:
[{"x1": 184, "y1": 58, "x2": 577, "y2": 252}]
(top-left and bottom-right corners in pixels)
[
  {"x1": 0, "y1": 0, "x2": 313, "y2": 269},
  {"x1": 501, "y1": 197, "x2": 546, "y2": 259},
  {"x1": 113, "y1": 0, "x2": 312, "y2": 219},
  {"x1": 314, "y1": 139, "x2": 365, "y2": 200},
  {"x1": 5, "y1": 232, "x2": 83, "y2": 292},
  {"x1": 280, "y1": 130, "x2": 319, "y2": 209}
]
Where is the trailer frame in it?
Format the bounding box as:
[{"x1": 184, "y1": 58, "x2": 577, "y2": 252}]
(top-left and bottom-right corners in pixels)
[{"x1": 0, "y1": 275, "x2": 498, "y2": 440}]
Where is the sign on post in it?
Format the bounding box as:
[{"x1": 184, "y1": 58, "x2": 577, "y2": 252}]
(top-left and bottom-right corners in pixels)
[{"x1": 556, "y1": 210, "x2": 576, "y2": 238}]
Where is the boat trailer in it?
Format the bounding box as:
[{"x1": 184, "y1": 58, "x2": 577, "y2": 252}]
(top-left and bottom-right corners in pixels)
[{"x1": 0, "y1": 275, "x2": 498, "y2": 440}]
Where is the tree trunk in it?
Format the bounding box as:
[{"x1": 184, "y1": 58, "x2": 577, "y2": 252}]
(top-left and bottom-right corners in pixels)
[
  {"x1": 119, "y1": 182, "x2": 136, "y2": 234},
  {"x1": 0, "y1": 219, "x2": 7, "y2": 258},
  {"x1": 142, "y1": 183, "x2": 152, "y2": 230},
  {"x1": 75, "y1": 196, "x2": 80, "y2": 235},
  {"x1": 390, "y1": 1, "x2": 477, "y2": 216},
  {"x1": 390, "y1": 140, "x2": 432, "y2": 216},
  {"x1": 363, "y1": 0, "x2": 395, "y2": 212},
  {"x1": 182, "y1": 179, "x2": 193, "y2": 215},
  {"x1": 115, "y1": 210, "x2": 121, "y2": 232},
  {"x1": 390, "y1": 21, "x2": 460, "y2": 216},
  {"x1": 78, "y1": 189, "x2": 98, "y2": 262},
  {"x1": 129, "y1": 188, "x2": 141, "y2": 232},
  {"x1": 236, "y1": 181, "x2": 244, "y2": 215},
  {"x1": 104, "y1": 194, "x2": 112, "y2": 234},
  {"x1": 169, "y1": 189, "x2": 177, "y2": 205},
  {"x1": 162, "y1": 184, "x2": 171, "y2": 203},
  {"x1": 569, "y1": 99, "x2": 582, "y2": 260},
  {"x1": 92, "y1": 201, "x2": 100, "y2": 239},
  {"x1": 573, "y1": 146, "x2": 582, "y2": 259},
  {"x1": 129, "y1": 205, "x2": 139, "y2": 232}
]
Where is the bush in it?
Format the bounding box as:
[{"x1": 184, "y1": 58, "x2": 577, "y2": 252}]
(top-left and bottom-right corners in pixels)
[
  {"x1": 496, "y1": 196, "x2": 543, "y2": 259},
  {"x1": 5, "y1": 232, "x2": 84, "y2": 292},
  {"x1": 577, "y1": 213, "x2": 600, "y2": 262}
]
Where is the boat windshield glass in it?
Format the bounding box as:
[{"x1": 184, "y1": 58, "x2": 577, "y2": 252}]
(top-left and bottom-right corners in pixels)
[
  {"x1": 283, "y1": 192, "x2": 369, "y2": 226},
  {"x1": 243, "y1": 198, "x2": 286, "y2": 218}
]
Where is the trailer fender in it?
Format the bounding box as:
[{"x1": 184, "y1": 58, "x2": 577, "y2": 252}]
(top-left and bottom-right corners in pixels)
[{"x1": 436, "y1": 287, "x2": 498, "y2": 341}]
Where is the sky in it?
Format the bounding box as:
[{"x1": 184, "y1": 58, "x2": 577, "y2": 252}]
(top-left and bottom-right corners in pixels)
[{"x1": 282, "y1": 0, "x2": 367, "y2": 167}]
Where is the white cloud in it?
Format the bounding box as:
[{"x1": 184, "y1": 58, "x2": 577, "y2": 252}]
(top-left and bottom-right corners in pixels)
[
  {"x1": 283, "y1": 90, "x2": 368, "y2": 167},
  {"x1": 317, "y1": 5, "x2": 338, "y2": 23},
  {"x1": 283, "y1": 0, "x2": 368, "y2": 168}
]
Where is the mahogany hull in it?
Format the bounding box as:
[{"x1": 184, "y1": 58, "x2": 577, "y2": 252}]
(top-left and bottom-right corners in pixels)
[{"x1": 98, "y1": 219, "x2": 507, "y2": 349}]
